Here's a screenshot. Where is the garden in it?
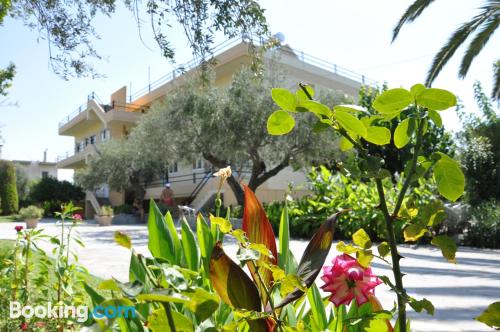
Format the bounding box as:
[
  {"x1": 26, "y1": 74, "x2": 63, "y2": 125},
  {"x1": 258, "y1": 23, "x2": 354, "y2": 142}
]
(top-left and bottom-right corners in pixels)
[
  {"x1": 1, "y1": 83, "x2": 499, "y2": 331},
  {"x1": 1, "y1": 0, "x2": 499, "y2": 331}
]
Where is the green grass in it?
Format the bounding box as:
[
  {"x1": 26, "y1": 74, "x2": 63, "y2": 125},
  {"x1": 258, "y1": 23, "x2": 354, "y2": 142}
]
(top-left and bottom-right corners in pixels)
[{"x1": 0, "y1": 215, "x2": 20, "y2": 223}]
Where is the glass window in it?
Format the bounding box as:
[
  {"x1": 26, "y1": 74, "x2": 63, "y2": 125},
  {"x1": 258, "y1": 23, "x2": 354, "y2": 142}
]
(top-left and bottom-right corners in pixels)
[
  {"x1": 168, "y1": 162, "x2": 178, "y2": 174},
  {"x1": 90, "y1": 135, "x2": 96, "y2": 145},
  {"x1": 101, "y1": 129, "x2": 110, "y2": 141},
  {"x1": 42, "y1": 171, "x2": 49, "y2": 178}
]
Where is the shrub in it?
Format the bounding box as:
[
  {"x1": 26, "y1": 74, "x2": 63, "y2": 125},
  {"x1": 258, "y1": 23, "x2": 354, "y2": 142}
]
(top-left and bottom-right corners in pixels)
[
  {"x1": 463, "y1": 201, "x2": 500, "y2": 248},
  {"x1": 28, "y1": 176, "x2": 84, "y2": 216},
  {"x1": 18, "y1": 205, "x2": 44, "y2": 219},
  {"x1": 99, "y1": 205, "x2": 114, "y2": 216},
  {"x1": 0, "y1": 160, "x2": 19, "y2": 215},
  {"x1": 114, "y1": 203, "x2": 134, "y2": 214},
  {"x1": 266, "y1": 166, "x2": 438, "y2": 242}
]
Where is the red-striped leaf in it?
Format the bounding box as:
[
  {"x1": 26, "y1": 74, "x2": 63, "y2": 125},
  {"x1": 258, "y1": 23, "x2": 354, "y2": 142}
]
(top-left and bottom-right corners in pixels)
[
  {"x1": 242, "y1": 185, "x2": 278, "y2": 306},
  {"x1": 276, "y1": 212, "x2": 341, "y2": 308},
  {"x1": 209, "y1": 242, "x2": 261, "y2": 311},
  {"x1": 209, "y1": 242, "x2": 270, "y2": 331}
]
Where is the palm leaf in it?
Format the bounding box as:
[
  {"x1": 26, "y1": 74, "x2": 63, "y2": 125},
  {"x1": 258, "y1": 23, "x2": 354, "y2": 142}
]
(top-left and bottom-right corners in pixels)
[
  {"x1": 426, "y1": 13, "x2": 489, "y2": 86},
  {"x1": 459, "y1": 7, "x2": 499, "y2": 78},
  {"x1": 392, "y1": 0, "x2": 436, "y2": 42},
  {"x1": 493, "y1": 60, "x2": 500, "y2": 100}
]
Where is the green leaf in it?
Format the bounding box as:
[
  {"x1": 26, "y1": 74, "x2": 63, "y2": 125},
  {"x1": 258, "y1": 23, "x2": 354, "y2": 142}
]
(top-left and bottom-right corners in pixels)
[
  {"x1": 337, "y1": 241, "x2": 358, "y2": 254},
  {"x1": 409, "y1": 297, "x2": 435, "y2": 315},
  {"x1": 334, "y1": 104, "x2": 367, "y2": 113},
  {"x1": 147, "y1": 307, "x2": 193, "y2": 332},
  {"x1": 183, "y1": 287, "x2": 219, "y2": 321},
  {"x1": 276, "y1": 212, "x2": 342, "y2": 308},
  {"x1": 148, "y1": 200, "x2": 181, "y2": 264},
  {"x1": 433, "y1": 157, "x2": 465, "y2": 201},
  {"x1": 403, "y1": 223, "x2": 427, "y2": 242},
  {"x1": 352, "y1": 228, "x2": 372, "y2": 249},
  {"x1": 209, "y1": 215, "x2": 232, "y2": 233},
  {"x1": 428, "y1": 110, "x2": 442, "y2": 127},
  {"x1": 394, "y1": 118, "x2": 415, "y2": 149},
  {"x1": 356, "y1": 249, "x2": 373, "y2": 268},
  {"x1": 267, "y1": 110, "x2": 295, "y2": 136},
  {"x1": 373, "y1": 88, "x2": 413, "y2": 114},
  {"x1": 302, "y1": 100, "x2": 332, "y2": 117},
  {"x1": 181, "y1": 218, "x2": 199, "y2": 271},
  {"x1": 312, "y1": 120, "x2": 331, "y2": 133},
  {"x1": 365, "y1": 126, "x2": 391, "y2": 145},
  {"x1": 236, "y1": 247, "x2": 261, "y2": 264},
  {"x1": 339, "y1": 136, "x2": 354, "y2": 151},
  {"x1": 114, "y1": 231, "x2": 132, "y2": 249},
  {"x1": 98, "y1": 279, "x2": 120, "y2": 291},
  {"x1": 307, "y1": 284, "x2": 328, "y2": 330},
  {"x1": 280, "y1": 274, "x2": 306, "y2": 298},
  {"x1": 335, "y1": 110, "x2": 367, "y2": 138},
  {"x1": 197, "y1": 214, "x2": 214, "y2": 278},
  {"x1": 431, "y1": 235, "x2": 457, "y2": 263},
  {"x1": 416, "y1": 88, "x2": 457, "y2": 111},
  {"x1": 272, "y1": 88, "x2": 297, "y2": 111},
  {"x1": 475, "y1": 301, "x2": 500, "y2": 329},
  {"x1": 278, "y1": 203, "x2": 290, "y2": 273},
  {"x1": 209, "y1": 242, "x2": 262, "y2": 311},
  {"x1": 83, "y1": 282, "x2": 105, "y2": 307},
  {"x1": 377, "y1": 242, "x2": 390, "y2": 257},
  {"x1": 410, "y1": 83, "x2": 425, "y2": 98}
]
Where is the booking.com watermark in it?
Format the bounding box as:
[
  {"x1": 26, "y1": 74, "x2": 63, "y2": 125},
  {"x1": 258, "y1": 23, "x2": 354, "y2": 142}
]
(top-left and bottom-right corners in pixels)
[{"x1": 10, "y1": 301, "x2": 136, "y2": 322}]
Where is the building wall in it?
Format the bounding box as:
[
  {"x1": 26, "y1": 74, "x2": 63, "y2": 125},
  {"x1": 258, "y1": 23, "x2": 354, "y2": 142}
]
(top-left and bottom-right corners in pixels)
[{"x1": 14, "y1": 161, "x2": 58, "y2": 182}]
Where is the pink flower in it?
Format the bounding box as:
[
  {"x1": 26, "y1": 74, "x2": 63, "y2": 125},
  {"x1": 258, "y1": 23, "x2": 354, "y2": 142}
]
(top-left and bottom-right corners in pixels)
[
  {"x1": 321, "y1": 254, "x2": 382, "y2": 306},
  {"x1": 19, "y1": 322, "x2": 28, "y2": 330},
  {"x1": 72, "y1": 213, "x2": 83, "y2": 221},
  {"x1": 15, "y1": 225, "x2": 23, "y2": 233}
]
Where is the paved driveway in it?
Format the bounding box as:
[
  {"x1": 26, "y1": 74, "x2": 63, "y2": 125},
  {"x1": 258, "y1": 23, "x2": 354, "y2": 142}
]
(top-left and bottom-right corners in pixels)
[{"x1": 1, "y1": 219, "x2": 498, "y2": 332}]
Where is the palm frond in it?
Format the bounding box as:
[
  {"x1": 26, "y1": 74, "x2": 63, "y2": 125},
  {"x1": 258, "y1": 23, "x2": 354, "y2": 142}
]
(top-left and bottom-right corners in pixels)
[
  {"x1": 392, "y1": 0, "x2": 436, "y2": 42},
  {"x1": 459, "y1": 7, "x2": 500, "y2": 78},
  {"x1": 493, "y1": 60, "x2": 500, "y2": 100},
  {"x1": 426, "y1": 14, "x2": 489, "y2": 86}
]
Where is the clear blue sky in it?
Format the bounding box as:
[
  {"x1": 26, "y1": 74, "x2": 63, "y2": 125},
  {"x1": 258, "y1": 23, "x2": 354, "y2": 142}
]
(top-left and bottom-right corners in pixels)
[{"x1": 0, "y1": 0, "x2": 497, "y2": 180}]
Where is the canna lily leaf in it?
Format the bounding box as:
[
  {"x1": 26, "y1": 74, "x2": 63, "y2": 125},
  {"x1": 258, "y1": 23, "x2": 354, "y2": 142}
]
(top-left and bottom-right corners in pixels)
[
  {"x1": 242, "y1": 185, "x2": 278, "y2": 306},
  {"x1": 209, "y1": 242, "x2": 270, "y2": 332},
  {"x1": 209, "y1": 242, "x2": 261, "y2": 311},
  {"x1": 276, "y1": 212, "x2": 342, "y2": 308}
]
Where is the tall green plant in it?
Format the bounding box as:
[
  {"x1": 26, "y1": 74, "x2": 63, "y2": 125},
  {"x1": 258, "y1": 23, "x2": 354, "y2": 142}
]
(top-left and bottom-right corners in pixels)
[
  {"x1": 267, "y1": 83, "x2": 465, "y2": 331},
  {"x1": 0, "y1": 159, "x2": 19, "y2": 214}
]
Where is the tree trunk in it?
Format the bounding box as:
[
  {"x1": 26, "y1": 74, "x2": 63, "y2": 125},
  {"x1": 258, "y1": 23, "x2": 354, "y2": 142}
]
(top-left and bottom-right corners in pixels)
[
  {"x1": 226, "y1": 175, "x2": 244, "y2": 205},
  {"x1": 130, "y1": 173, "x2": 146, "y2": 222}
]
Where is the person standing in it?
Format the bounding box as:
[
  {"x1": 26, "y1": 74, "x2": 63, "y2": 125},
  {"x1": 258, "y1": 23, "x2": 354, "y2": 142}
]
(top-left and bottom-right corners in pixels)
[{"x1": 161, "y1": 183, "x2": 175, "y2": 207}]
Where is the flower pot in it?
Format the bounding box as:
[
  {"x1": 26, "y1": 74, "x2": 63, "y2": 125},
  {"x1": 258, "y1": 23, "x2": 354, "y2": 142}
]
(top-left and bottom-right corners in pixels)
[
  {"x1": 25, "y1": 218, "x2": 40, "y2": 229},
  {"x1": 97, "y1": 215, "x2": 113, "y2": 226}
]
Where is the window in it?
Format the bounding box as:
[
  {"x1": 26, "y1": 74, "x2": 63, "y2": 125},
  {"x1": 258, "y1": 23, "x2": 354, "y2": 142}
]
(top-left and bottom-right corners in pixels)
[
  {"x1": 42, "y1": 171, "x2": 49, "y2": 178},
  {"x1": 101, "y1": 129, "x2": 110, "y2": 142},
  {"x1": 168, "y1": 162, "x2": 178, "y2": 174},
  {"x1": 90, "y1": 135, "x2": 96, "y2": 145},
  {"x1": 85, "y1": 137, "x2": 89, "y2": 146},
  {"x1": 193, "y1": 158, "x2": 206, "y2": 170}
]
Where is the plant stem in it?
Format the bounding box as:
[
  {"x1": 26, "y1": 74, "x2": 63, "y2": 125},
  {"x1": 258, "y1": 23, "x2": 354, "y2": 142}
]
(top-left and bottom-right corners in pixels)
[
  {"x1": 375, "y1": 179, "x2": 406, "y2": 331},
  {"x1": 24, "y1": 233, "x2": 31, "y2": 305},
  {"x1": 375, "y1": 118, "x2": 424, "y2": 332},
  {"x1": 250, "y1": 261, "x2": 282, "y2": 331}
]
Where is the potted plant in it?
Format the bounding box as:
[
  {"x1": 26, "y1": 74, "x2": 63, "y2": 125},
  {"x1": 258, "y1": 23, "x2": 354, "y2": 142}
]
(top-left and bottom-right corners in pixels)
[
  {"x1": 96, "y1": 205, "x2": 114, "y2": 226},
  {"x1": 18, "y1": 205, "x2": 44, "y2": 229}
]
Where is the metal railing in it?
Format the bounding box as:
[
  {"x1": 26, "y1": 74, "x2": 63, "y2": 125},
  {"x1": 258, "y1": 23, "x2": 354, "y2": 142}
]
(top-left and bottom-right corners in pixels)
[
  {"x1": 127, "y1": 35, "x2": 378, "y2": 103},
  {"x1": 56, "y1": 149, "x2": 76, "y2": 162},
  {"x1": 58, "y1": 92, "x2": 105, "y2": 128},
  {"x1": 60, "y1": 36, "x2": 378, "y2": 129}
]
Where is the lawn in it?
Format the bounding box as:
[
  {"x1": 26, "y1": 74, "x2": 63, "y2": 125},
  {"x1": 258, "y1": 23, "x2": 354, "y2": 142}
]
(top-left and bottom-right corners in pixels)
[{"x1": 0, "y1": 215, "x2": 19, "y2": 223}]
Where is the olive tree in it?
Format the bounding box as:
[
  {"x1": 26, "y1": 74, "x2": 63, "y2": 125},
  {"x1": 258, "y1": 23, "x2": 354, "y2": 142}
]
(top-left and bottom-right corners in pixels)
[{"x1": 131, "y1": 67, "x2": 349, "y2": 204}]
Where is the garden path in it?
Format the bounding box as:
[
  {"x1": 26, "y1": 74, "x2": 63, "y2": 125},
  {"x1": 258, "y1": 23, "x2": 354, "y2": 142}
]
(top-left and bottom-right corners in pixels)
[{"x1": 1, "y1": 219, "x2": 498, "y2": 332}]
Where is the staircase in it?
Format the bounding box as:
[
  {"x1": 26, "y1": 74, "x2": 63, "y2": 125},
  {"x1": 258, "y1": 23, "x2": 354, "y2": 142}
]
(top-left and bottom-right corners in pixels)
[{"x1": 86, "y1": 191, "x2": 101, "y2": 216}]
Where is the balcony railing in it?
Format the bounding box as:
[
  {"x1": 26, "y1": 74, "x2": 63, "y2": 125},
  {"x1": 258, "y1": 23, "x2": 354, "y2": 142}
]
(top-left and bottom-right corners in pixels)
[
  {"x1": 60, "y1": 36, "x2": 378, "y2": 130},
  {"x1": 58, "y1": 92, "x2": 106, "y2": 128},
  {"x1": 56, "y1": 149, "x2": 76, "y2": 162}
]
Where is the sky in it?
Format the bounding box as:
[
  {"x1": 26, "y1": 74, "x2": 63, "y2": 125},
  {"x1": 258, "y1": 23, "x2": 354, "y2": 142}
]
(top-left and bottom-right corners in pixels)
[{"x1": 0, "y1": 0, "x2": 498, "y2": 180}]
